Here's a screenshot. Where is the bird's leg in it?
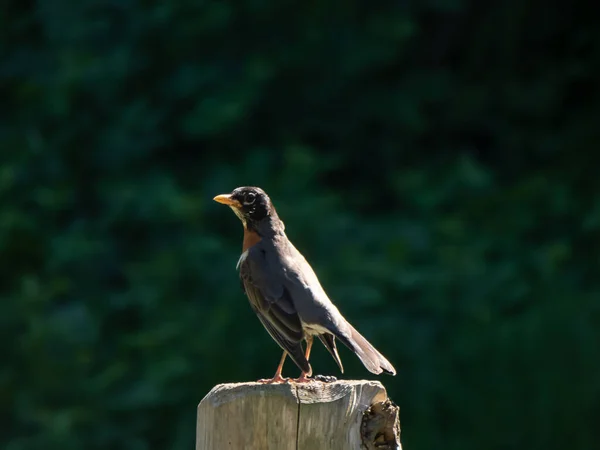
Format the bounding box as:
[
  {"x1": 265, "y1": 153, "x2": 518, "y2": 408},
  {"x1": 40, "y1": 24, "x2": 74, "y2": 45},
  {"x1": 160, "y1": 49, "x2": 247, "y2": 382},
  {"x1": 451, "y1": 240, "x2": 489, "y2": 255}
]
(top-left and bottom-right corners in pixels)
[
  {"x1": 294, "y1": 336, "x2": 314, "y2": 383},
  {"x1": 305, "y1": 335, "x2": 314, "y2": 360},
  {"x1": 258, "y1": 351, "x2": 289, "y2": 384}
]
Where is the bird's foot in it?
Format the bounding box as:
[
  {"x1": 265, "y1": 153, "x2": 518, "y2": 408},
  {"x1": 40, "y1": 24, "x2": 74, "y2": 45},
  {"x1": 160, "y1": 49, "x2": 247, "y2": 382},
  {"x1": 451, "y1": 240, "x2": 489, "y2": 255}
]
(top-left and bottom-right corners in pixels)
[
  {"x1": 292, "y1": 372, "x2": 313, "y2": 383},
  {"x1": 257, "y1": 374, "x2": 290, "y2": 384}
]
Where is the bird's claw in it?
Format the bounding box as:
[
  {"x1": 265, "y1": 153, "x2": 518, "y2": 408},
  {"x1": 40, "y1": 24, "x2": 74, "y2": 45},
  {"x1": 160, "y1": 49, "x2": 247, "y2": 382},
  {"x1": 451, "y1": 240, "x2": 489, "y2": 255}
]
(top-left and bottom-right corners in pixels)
[
  {"x1": 292, "y1": 372, "x2": 313, "y2": 383},
  {"x1": 257, "y1": 374, "x2": 290, "y2": 384}
]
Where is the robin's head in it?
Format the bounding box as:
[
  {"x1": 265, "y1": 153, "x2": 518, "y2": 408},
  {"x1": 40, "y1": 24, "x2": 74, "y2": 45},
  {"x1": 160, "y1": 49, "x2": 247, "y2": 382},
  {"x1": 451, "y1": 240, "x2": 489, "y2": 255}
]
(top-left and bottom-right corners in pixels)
[{"x1": 213, "y1": 186, "x2": 275, "y2": 229}]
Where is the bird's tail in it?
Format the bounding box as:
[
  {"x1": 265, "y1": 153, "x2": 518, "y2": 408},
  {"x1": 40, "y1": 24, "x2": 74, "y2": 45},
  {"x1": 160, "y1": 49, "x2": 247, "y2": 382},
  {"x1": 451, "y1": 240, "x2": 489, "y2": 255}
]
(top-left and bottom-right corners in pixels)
[
  {"x1": 318, "y1": 334, "x2": 344, "y2": 373},
  {"x1": 334, "y1": 322, "x2": 396, "y2": 375}
]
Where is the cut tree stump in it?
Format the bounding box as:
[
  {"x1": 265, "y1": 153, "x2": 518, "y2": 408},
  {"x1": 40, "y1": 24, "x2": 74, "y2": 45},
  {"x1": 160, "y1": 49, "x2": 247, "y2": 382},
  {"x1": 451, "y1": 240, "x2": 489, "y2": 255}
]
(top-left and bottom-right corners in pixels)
[{"x1": 196, "y1": 380, "x2": 401, "y2": 450}]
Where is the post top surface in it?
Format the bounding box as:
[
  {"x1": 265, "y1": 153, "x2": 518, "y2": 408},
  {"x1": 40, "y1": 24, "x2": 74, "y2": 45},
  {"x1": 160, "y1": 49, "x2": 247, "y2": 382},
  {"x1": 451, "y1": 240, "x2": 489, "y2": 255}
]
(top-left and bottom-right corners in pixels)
[{"x1": 199, "y1": 379, "x2": 388, "y2": 408}]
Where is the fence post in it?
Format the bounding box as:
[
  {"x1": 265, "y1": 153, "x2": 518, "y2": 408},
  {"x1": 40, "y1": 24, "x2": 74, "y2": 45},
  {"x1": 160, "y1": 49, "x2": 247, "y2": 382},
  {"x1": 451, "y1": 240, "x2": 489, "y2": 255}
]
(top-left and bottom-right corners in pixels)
[{"x1": 196, "y1": 380, "x2": 401, "y2": 450}]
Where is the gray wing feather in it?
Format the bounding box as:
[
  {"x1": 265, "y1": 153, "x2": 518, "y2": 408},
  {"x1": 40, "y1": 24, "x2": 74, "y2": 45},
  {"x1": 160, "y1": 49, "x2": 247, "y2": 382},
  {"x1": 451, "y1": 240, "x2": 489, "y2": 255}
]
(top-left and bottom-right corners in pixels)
[{"x1": 240, "y1": 246, "x2": 310, "y2": 373}]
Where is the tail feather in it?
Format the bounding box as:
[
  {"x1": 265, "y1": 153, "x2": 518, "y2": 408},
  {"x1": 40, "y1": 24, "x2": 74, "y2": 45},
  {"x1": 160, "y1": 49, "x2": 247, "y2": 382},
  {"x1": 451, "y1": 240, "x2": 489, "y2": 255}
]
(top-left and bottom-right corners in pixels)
[
  {"x1": 318, "y1": 334, "x2": 344, "y2": 373},
  {"x1": 334, "y1": 323, "x2": 396, "y2": 376}
]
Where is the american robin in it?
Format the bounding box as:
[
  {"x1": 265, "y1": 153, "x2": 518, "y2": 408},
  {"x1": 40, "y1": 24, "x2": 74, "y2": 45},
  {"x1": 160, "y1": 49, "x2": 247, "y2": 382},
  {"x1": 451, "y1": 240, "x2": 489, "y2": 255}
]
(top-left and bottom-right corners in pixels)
[{"x1": 214, "y1": 186, "x2": 396, "y2": 383}]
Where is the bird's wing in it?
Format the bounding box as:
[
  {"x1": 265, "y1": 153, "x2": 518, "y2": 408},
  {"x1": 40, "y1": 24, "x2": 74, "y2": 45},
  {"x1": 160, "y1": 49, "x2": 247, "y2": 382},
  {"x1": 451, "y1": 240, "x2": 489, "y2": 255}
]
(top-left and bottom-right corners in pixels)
[
  {"x1": 268, "y1": 241, "x2": 397, "y2": 376},
  {"x1": 239, "y1": 246, "x2": 310, "y2": 374}
]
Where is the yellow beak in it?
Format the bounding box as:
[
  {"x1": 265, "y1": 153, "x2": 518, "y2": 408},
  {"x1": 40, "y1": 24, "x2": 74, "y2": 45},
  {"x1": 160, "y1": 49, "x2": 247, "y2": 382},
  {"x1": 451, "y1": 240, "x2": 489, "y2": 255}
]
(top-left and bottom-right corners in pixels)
[{"x1": 213, "y1": 194, "x2": 242, "y2": 208}]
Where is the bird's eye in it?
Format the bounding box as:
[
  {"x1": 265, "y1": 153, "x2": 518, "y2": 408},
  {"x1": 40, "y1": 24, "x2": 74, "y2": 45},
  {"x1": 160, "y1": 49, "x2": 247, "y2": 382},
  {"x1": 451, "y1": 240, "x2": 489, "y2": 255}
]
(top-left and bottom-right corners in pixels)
[{"x1": 243, "y1": 192, "x2": 256, "y2": 205}]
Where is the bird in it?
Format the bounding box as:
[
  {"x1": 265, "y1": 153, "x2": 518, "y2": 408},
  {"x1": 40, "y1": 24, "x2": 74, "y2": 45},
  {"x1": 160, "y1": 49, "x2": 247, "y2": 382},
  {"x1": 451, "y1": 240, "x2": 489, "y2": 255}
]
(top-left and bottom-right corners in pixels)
[{"x1": 213, "y1": 186, "x2": 396, "y2": 383}]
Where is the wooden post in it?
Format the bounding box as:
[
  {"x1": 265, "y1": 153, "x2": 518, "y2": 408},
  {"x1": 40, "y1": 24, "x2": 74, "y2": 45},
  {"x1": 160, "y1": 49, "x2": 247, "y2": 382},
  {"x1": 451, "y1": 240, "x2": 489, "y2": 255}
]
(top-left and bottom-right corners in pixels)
[{"x1": 196, "y1": 380, "x2": 401, "y2": 450}]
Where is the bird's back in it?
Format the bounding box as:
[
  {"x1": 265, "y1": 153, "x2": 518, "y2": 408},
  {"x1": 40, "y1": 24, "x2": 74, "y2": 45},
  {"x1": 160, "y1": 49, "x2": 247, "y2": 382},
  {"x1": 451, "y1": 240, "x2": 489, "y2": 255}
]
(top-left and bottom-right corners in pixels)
[{"x1": 261, "y1": 233, "x2": 346, "y2": 329}]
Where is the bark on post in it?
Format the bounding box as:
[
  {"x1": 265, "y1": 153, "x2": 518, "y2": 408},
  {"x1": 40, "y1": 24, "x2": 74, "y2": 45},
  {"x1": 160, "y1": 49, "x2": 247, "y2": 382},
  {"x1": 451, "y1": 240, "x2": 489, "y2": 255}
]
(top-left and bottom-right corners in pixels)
[{"x1": 196, "y1": 380, "x2": 401, "y2": 450}]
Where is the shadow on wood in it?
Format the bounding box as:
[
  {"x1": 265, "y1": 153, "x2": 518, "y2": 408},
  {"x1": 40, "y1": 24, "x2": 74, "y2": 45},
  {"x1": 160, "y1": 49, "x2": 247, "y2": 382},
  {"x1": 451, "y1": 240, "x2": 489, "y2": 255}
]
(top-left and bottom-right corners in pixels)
[{"x1": 196, "y1": 380, "x2": 401, "y2": 450}]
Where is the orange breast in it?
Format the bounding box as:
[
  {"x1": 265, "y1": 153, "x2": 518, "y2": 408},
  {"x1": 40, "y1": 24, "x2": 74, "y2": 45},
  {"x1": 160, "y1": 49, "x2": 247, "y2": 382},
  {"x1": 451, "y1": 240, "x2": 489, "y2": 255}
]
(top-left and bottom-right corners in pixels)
[{"x1": 242, "y1": 228, "x2": 261, "y2": 251}]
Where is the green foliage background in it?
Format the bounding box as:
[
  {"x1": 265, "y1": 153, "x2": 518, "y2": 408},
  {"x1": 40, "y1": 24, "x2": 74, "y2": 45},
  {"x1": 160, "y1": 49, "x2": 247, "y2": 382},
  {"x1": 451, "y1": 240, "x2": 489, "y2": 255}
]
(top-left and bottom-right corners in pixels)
[{"x1": 2, "y1": 1, "x2": 599, "y2": 449}]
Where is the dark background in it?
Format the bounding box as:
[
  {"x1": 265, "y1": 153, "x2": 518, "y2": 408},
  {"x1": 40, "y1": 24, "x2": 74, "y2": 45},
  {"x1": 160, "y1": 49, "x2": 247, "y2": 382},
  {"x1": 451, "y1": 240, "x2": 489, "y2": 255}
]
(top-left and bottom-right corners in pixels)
[{"x1": 2, "y1": 1, "x2": 599, "y2": 449}]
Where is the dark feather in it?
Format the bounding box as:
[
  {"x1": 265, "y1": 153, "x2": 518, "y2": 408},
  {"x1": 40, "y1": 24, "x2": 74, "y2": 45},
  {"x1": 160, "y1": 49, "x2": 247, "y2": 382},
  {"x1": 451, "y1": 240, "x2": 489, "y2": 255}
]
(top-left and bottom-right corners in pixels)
[
  {"x1": 328, "y1": 323, "x2": 396, "y2": 375},
  {"x1": 252, "y1": 307, "x2": 310, "y2": 374},
  {"x1": 318, "y1": 334, "x2": 344, "y2": 373},
  {"x1": 239, "y1": 247, "x2": 310, "y2": 373}
]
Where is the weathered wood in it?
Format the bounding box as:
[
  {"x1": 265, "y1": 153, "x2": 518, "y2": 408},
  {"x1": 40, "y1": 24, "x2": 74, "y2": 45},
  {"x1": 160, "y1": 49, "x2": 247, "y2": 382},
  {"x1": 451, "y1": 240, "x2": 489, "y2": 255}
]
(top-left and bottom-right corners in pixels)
[{"x1": 196, "y1": 380, "x2": 401, "y2": 450}]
